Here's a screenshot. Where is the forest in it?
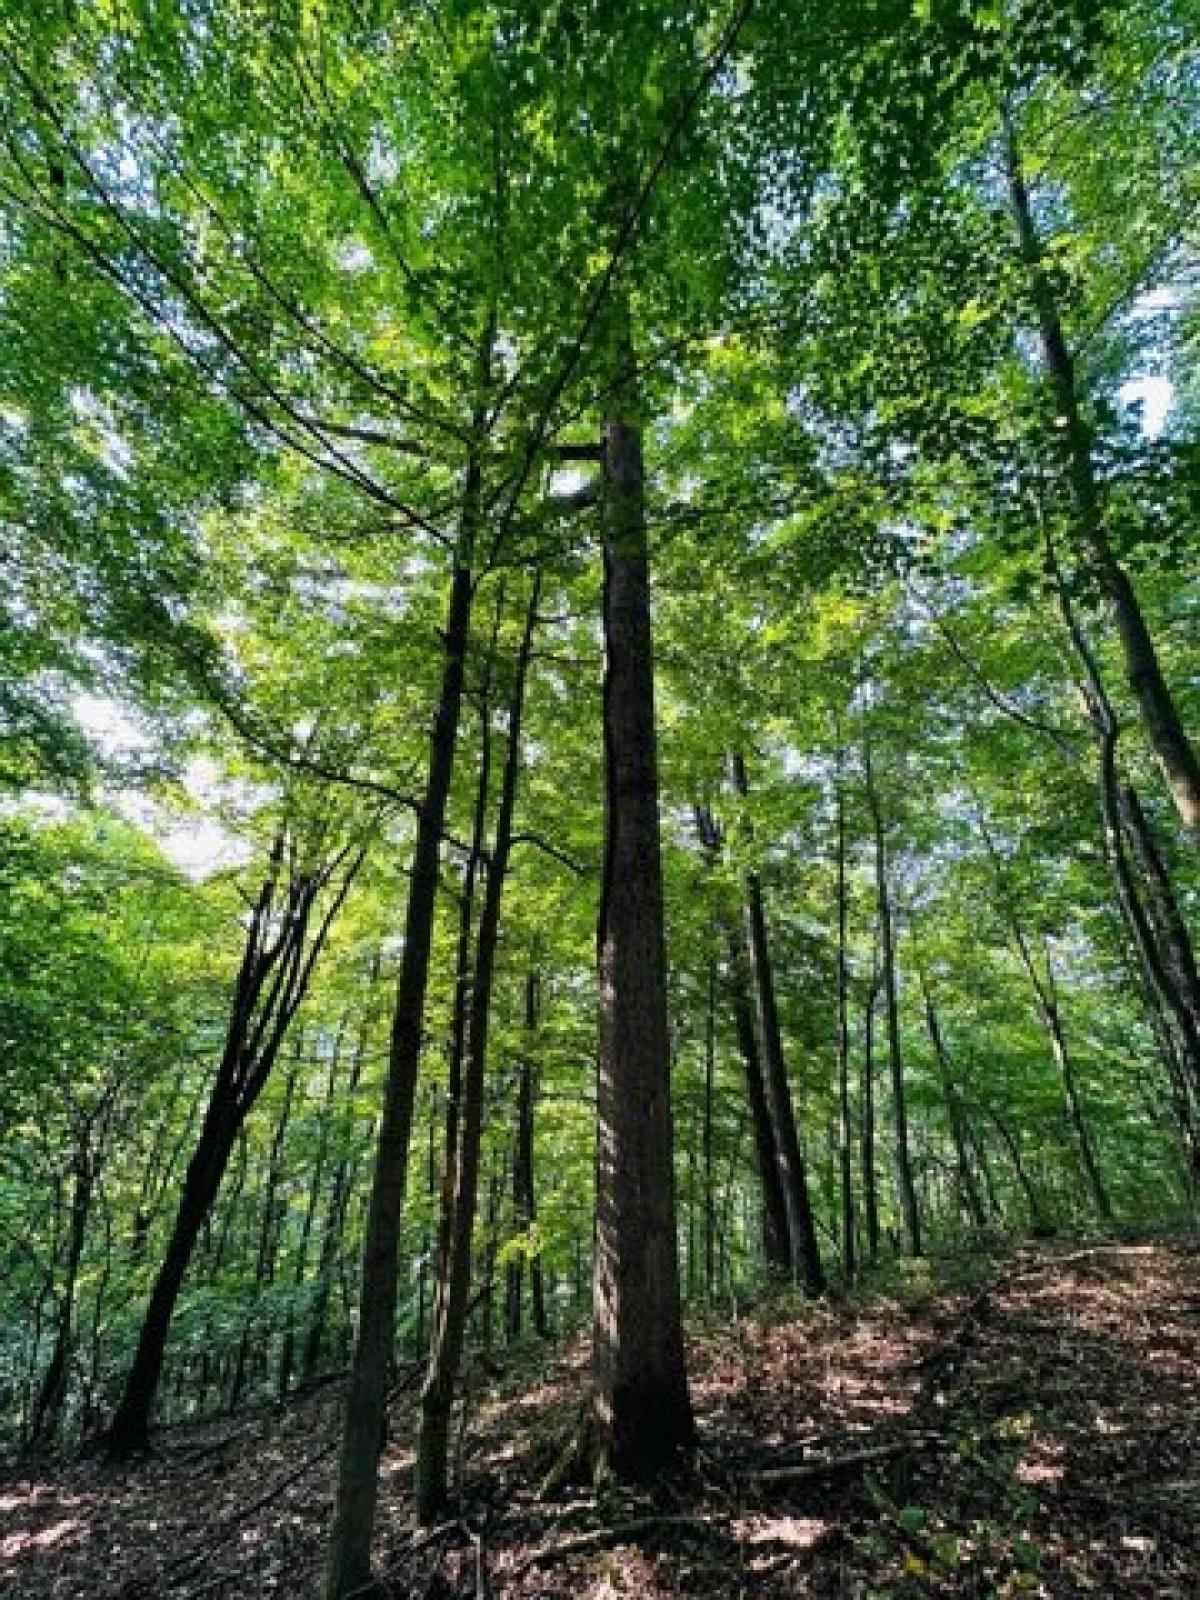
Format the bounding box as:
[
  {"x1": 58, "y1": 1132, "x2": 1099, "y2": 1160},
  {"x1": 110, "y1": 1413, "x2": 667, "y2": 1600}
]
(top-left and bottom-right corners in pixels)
[{"x1": 1, "y1": 0, "x2": 1198, "y2": 1595}]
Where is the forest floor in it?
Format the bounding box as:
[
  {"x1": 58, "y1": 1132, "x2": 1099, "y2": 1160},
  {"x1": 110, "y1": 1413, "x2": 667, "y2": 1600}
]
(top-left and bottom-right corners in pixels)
[{"x1": 3, "y1": 1234, "x2": 1199, "y2": 1598}]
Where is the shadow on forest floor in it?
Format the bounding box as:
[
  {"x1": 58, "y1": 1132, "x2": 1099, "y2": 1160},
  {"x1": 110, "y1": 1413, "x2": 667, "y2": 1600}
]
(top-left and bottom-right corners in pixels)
[{"x1": 2, "y1": 1232, "x2": 1198, "y2": 1598}]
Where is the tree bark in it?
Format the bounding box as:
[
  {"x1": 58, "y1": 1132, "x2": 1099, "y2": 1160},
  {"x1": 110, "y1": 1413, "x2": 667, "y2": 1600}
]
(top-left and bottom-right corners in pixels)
[
  {"x1": 862, "y1": 731, "x2": 921, "y2": 1256},
  {"x1": 109, "y1": 831, "x2": 355, "y2": 1454},
  {"x1": 919, "y1": 977, "x2": 986, "y2": 1231},
  {"x1": 730, "y1": 752, "x2": 826, "y2": 1293},
  {"x1": 506, "y1": 970, "x2": 549, "y2": 1343},
  {"x1": 591, "y1": 295, "x2": 694, "y2": 1477},
  {"x1": 1005, "y1": 118, "x2": 1200, "y2": 837},
  {"x1": 415, "y1": 574, "x2": 540, "y2": 1522},
  {"x1": 835, "y1": 773, "x2": 856, "y2": 1281},
  {"x1": 860, "y1": 969, "x2": 881, "y2": 1263},
  {"x1": 324, "y1": 535, "x2": 477, "y2": 1596}
]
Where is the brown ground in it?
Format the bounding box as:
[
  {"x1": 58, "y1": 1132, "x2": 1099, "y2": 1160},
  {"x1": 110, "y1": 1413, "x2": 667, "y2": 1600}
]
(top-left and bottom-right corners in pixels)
[{"x1": 3, "y1": 1235, "x2": 1198, "y2": 1598}]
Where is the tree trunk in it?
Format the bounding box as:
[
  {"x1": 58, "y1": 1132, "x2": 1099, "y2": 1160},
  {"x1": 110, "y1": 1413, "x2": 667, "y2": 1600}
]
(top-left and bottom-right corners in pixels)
[
  {"x1": 324, "y1": 537, "x2": 476, "y2": 1597},
  {"x1": 919, "y1": 978, "x2": 986, "y2": 1231},
  {"x1": 730, "y1": 751, "x2": 825, "y2": 1293},
  {"x1": 835, "y1": 773, "x2": 856, "y2": 1281},
  {"x1": 415, "y1": 575, "x2": 540, "y2": 1523},
  {"x1": 506, "y1": 969, "x2": 548, "y2": 1342},
  {"x1": 860, "y1": 970, "x2": 881, "y2": 1262},
  {"x1": 729, "y1": 965, "x2": 791, "y2": 1271},
  {"x1": 863, "y1": 731, "x2": 921, "y2": 1256},
  {"x1": 591, "y1": 295, "x2": 694, "y2": 1477},
  {"x1": 27, "y1": 1147, "x2": 93, "y2": 1451},
  {"x1": 1005, "y1": 118, "x2": 1200, "y2": 837}
]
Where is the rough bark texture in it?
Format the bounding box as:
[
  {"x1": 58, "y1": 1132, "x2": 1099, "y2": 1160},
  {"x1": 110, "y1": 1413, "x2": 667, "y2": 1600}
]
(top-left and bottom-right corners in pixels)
[{"x1": 591, "y1": 302, "x2": 693, "y2": 1477}]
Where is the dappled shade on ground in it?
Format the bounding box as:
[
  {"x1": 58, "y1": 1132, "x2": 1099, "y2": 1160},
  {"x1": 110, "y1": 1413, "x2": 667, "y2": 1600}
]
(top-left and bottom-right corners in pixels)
[{"x1": 2, "y1": 1236, "x2": 1197, "y2": 1597}]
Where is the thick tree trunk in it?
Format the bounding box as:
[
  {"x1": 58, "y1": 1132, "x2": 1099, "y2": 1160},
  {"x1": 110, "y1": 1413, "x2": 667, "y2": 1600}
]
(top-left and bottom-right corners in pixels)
[
  {"x1": 730, "y1": 752, "x2": 825, "y2": 1294},
  {"x1": 591, "y1": 298, "x2": 694, "y2": 1476},
  {"x1": 1006, "y1": 121, "x2": 1200, "y2": 837},
  {"x1": 324, "y1": 544, "x2": 476, "y2": 1597},
  {"x1": 415, "y1": 575, "x2": 540, "y2": 1523},
  {"x1": 863, "y1": 733, "x2": 921, "y2": 1256}
]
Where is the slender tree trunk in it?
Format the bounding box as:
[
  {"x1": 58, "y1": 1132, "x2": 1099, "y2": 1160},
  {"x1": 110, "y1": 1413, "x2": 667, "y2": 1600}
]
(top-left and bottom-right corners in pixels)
[
  {"x1": 27, "y1": 1147, "x2": 93, "y2": 1451},
  {"x1": 1044, "y1": 946, "x2": 1113, "y2": 1223},
  {"x1": 978, "y1": 817, "x2": 1112, "y2": 1223},
  {"x1": 591, "y1": 295, "x2": 694, "y2": 1476},
  {"x1": 860, "y1": 971, "x2": 881, "y2": 1263},
  {"x1": 280, "y1": 1023, "x2": 350, "y2": 1398},
  {"x1": 835, "y1": 774, "x2": 856, "y2": 1282},
  {"x1": 325, "y1": 534, "x2": 477, "y2": 1596},
  {"x1": 863, "y1": 732, "x2": 921, "y2": 1256},
  {"x1": 302, "y1": 1036, "x2": 372, "y2": 1386},
  {"x1": 729, "y1": 966, "x2": 791, "y2": 1271},
  {"x1": 415, "y1": 575, "x2": 540, "y2": 1523},
  {"x1": 1044, "y1": 522, "x2": 1200, "y2": 1108},
  {"x1": 108, "y1": 1098, "x2": 238, "y2": 1451},
  {"x1": 730, "y1": 752, "x2": 825, "y2": 1293},
  {"x1": 110, "y1": 832, "x2": 353, "y2": 1453},
  {"x1": 987, "y1": 1107, "x2": 1053, "y2": 1235},
  {"x1": 919, "y1": 977, "x2": 986, "y2": 1231},
  {"x1": 703, "y1": 957, "x2": 717, "y2": 1298},
  {"x1": 506, "y1": 969, "x2": 548, "y2": 1342},
  {"x1": 1005, "y1": 119, "x2": 1200, "y2": 837},
  {"x1": 692, "y1": 805, "x2": 789, "y2": 1274},
  {"x1": 1120, "y1": 785, "x2": 1200, "y2": 1072},
  {"x1": 229, "y1": 1062, "x2": 298, "y2": 1412}
]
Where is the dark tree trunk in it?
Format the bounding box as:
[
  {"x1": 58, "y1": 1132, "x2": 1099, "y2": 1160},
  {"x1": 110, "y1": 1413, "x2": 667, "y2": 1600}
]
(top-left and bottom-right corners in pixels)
[
  {"x1": 1005, "y1": 119, "x2": 1200, "y2": 838},
  {"x1": 730, "y1": 752, "x2": 825, "y2": 1294},
  {"x1": 978, "y1": 817, "x2": 1112, "y2": 1223},
  {"x1": 863, "y1": 732, "x2": 921, "y2": 1256},
  {"x1": 27, "y1": 1147, "x2": 93, "y2": 1451},
  {"x1": 835, "y1": 774, "x2": 856, "y2": 1281},
  {"x1": 506, "y1": 969, "x2": 548, "y2": 1342},
  {"x1": 729, "y1": 967, "x2": 791, "y2": 1271},
  {"x1": 919, "y1": 978, "x2": 986, "y2": 1231},
  {"x1": 415, "y1": 575, "x2": 540, "y2": 1523},
  {"x1": 591, "y1": 297, "x2": 694, "y2": 1477},
  {"x1": 325, "y1": 539, "x2": 476, "y2": 1597},
  {"x1": 692, "y1": 804, "x2": 789, "y2": 1274},
  {"x1": 703, "y1": 958, "x2": 717, "y2": 1298},
  {"x1": 860, "y1": 971, "x2": 881, "y2": 1263},
  {"x1": 109, "y1": 830, "x2": 356, "y2": 1455},
  {"x1": 108, "y1": 1101, "x2": 234, "y2": 1451}
]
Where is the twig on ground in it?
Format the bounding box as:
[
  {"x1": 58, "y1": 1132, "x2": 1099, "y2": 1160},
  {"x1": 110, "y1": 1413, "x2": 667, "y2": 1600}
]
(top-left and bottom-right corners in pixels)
[{"x1": 510, "y1": 1513, "x2": 724, "y2": 1577}]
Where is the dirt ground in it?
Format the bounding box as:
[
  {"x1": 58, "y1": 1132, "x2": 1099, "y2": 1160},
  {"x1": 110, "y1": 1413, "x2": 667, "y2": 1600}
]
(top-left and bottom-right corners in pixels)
[{"x1": 3, "y1": 1235, "x2": 1198, "y2": 1597}]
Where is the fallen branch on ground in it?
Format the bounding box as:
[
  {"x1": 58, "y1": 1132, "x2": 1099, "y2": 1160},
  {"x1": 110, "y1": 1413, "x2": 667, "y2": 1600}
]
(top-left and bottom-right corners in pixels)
[
  {"x1": 510, "y1": 1513, "x2": 725, "y2": 1576},
  {"x1": 742, "y1": 1433, "x2": 943, "y2": 1488}
]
